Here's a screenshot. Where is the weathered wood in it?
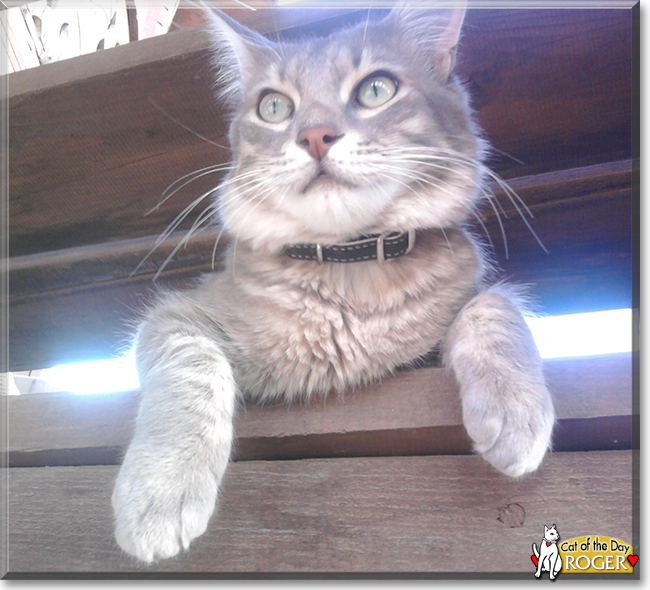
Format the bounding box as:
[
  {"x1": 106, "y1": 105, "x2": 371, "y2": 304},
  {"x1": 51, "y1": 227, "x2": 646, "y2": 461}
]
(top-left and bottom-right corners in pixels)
[
  {"x1": 9, "y1": 160, "x2": 633, "y2": 297},
  {"x1": 8, "y1": 160, "x2": 635, "y2": 369},
  {"x1": 6, "y1": 451, "x2": 637, "y2": 574},
  {"x1": 8, "y1": 353, "x2": 634, "y2": 468},
  {"x1": 8, "y1": 8, "x2": 633, "y2": 258}
]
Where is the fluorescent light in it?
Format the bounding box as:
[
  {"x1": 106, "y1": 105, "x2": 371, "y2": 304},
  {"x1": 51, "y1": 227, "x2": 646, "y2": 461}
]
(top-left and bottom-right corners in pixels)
[
  {"x1": 39, "y1": 350, "x2": 140, "y2": 395},
  {"x1": 525, "y1": 308, "x2": 633, "y2": 359},
  {"x1": 34, "y1": 309, "x2": 632, "y2": 395}
]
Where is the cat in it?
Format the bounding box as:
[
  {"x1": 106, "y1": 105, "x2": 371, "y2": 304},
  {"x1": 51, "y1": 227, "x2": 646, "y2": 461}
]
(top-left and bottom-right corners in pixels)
[
  {"x1": 111, "y1": 4, "x2": 555, "y2": 563},
  {"x1": 533, "y1": 525, "x2": 562, "y2": 579}
]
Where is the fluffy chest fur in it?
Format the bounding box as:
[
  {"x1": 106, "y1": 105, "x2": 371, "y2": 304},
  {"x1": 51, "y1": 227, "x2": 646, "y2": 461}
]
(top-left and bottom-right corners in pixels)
[{"x1": 194, "y1": 228, "x2": 483, "y2": 401}]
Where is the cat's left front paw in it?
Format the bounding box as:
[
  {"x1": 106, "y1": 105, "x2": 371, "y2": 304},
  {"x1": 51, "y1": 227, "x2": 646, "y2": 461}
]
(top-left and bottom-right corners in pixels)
[{"x1": 461, "y1": 381, "x2": 554, "y2": 477}]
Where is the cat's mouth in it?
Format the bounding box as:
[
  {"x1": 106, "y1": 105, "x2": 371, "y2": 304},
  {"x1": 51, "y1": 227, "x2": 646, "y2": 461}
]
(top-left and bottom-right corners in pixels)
[{"x1": 301, "y1": 166, "x2": 356, "y2": 194}]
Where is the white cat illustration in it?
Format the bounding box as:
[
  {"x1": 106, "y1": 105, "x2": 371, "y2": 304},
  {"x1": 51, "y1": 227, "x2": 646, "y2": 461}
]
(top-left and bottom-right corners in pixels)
[{"x1": 532, "y1": 524, "x2": 562, "y2": 580}]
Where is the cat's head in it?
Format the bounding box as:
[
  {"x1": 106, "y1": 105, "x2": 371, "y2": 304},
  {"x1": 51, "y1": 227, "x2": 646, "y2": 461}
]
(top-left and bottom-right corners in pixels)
[
  {"x1": 209, "y1": 4, "x2": 485, "y2": 252},
  {"x1": 544, "y1": 525, "x2": 560, "y2": 542}
]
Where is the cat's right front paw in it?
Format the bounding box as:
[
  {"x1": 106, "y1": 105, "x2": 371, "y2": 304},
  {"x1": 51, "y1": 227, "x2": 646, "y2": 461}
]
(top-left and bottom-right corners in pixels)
[
  {"x1": 461, "y1": 380, "x2": 554, "y2": 478},
  {"x1": 112, "y1": 445, "x2": 221, "y2": 563}
]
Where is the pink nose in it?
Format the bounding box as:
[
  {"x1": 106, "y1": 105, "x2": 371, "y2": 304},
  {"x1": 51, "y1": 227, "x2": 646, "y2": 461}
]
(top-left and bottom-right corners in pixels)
[{"x1": 297, "y1": 127, "x2": 341, "y2": 161}]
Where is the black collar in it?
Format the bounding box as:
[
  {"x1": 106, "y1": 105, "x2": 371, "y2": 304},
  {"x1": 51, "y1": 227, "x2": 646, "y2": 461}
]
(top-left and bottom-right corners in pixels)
[{"x1": 285, "y1": 229, "x2": 416, "y2": 264}]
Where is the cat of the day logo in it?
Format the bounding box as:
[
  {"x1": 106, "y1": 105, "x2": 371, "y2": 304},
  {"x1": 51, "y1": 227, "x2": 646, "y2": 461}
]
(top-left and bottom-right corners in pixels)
[{"x1": 531, "y1": 525, "x2": 638, "y2": 579}]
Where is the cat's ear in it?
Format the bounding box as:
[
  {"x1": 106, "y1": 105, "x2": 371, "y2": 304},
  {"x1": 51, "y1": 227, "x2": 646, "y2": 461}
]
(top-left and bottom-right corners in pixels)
[
  {"x1": 386, "y1": 1, "x2": 466, "y2": 80},
  {"x1": 545, "y1": 525, "x2": 550, "y2": 533},
  {"x1": 207, "y1": 9, "x2": 277, "y2": 104}
]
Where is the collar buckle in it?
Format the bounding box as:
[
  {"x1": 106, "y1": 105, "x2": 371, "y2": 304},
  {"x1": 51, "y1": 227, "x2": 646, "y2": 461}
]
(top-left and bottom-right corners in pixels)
[{"x1": 375, "y1": 231, "x2": 394, "y2": 264}]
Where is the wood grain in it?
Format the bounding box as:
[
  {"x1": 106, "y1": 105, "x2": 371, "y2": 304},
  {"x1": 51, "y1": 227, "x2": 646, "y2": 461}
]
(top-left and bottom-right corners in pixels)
[
  {"x1": 7, "y1": 353, "x2": 634, "y2": 468},
  {"x1": 8, "y1": 8, "x2": 632, "y2": 257},
  {"x1": 6, "y1": 451, "x2": 637, "y2": 574},
  {"x1": 8, "y1": 160, "x2": 635, "y2": 369}
]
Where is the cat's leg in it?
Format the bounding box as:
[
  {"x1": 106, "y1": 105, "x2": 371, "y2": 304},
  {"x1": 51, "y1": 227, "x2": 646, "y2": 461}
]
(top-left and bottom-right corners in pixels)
[
  {"x1": 535, "y1": 554, "x2": 546, "y2": 577},
  {"x1": 551, "y1": 552, "x2": 562, "y2": 578},
  {"x1": 443, "y1": 286, "x2": 554, "y2": 477},
  {"x1": 112, "y1": 293, "x2": 237, "y2": 562}
]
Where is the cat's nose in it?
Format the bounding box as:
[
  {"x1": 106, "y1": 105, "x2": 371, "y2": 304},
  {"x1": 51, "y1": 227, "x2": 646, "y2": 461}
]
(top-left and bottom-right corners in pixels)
[{"x1": 297, "y1": 127, "x2": 342, "y2": 161}]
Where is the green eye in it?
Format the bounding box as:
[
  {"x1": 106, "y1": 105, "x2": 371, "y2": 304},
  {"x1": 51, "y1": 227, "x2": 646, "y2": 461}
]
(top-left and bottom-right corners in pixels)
[
  {"x1": 356, "y1": 73, "x2": 398, "y2": 108},
  {"x1": 258, "y1": 91, "x2": 293, "y2": 123}
]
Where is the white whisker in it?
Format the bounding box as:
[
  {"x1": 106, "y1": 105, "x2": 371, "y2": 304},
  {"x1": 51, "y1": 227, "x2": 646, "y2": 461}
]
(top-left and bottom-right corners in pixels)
[
  {"x1": 148, "y1": 98, "x2": 230, "y2": 150},
  {"x1": 149, "y1": 164, "x2": 235, "y2": 215}
]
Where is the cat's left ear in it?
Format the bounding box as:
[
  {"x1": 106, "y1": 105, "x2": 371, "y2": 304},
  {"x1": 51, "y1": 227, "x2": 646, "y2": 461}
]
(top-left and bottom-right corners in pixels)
[{"x1": 387, "y1": 1, "x2": 466, "y2": 80}]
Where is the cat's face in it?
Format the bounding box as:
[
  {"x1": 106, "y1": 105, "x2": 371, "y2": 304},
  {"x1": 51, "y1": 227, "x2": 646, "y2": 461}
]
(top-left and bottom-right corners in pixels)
[
  {"x1": 544, "y1": 525, "x2": 560, "y2": 542},
  {"x1": 211, "y1": 7, "x2": 484, "y2": 252}
]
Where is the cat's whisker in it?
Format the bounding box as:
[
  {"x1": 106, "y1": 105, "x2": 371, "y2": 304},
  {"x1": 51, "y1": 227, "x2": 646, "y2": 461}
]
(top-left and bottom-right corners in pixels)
[
  {"x1": 476, "y1": 164, "x2": 533, "y2": 218},
  {"x1": 153, "y1": 167, "x2": 272, "y2": 267},
  {"x1": 386, "y1": 147, "x2": 514, "y2": 256},
  {"x1": 214, "y1": 171, "x2": 274, "y2": 211},
  {"x1": 376, "y1": 162, "x2": 463, "y2": 200},
  {"x1": 402, "y1": 146, "x2": 534, "y2": 219},
  {"x1": 149, "y1": 164, "x2": 236, "y2": 215},
  {"x1": 440, "y1": 227, "x2": 454, "y2": 255},
  {"x1": 153, "y1": 162, "x2": 275, "y2": 234},
  {"x1": 211, "y1": 177, "x2": 279, "y2": 269},
  {"x1": 229, "y1": 186, "x2": 279, "y2": 276},
  {"x1": 470, "y1": 207, "x2": 495, "y2": 250},
  {"x1": 154, "y1": 188, "x2": 217, "y2": 247},
  {"x1": 132, "y1": 188, "x2": 218, "y2": 277},
  {"x1": 484, "y1": 188, "x2": 509, "y2": 258},
  {"x1": 181, "y1": 204, "x2": 219, "y2": 248},
  {"x1": 153, "y1": 224, "x2": 209, "y2": 281},
  {"x1": 148, "y1": 98, "x2": 231, "y2": 150},
  {"x1": 381, "y1": 150, "x2": 516, "y2": 225},
  {"x1": 476, "y1": 166, "x2": 548, "y2": 253}
]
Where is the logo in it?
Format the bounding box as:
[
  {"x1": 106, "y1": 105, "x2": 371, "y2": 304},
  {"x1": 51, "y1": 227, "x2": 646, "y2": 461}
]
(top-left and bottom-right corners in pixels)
[
  {"x1": 559, "y1": 535, "x2": 638, "y2": 574},
  {"x1": 531, "y1": 526, "x2": 638, "y2": 578},
  {"x1": 532, "y1": 524, "x2": 562, "y2": 580}
]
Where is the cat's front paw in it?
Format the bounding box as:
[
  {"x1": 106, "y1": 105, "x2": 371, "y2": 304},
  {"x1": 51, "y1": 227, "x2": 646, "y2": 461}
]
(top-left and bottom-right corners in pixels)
[
  {"x1": 462, "y1": 382, "x2": 554, "y2": 478},
  {"x1": 112, "y1": 444, "x2": 221, "y2": 563}
]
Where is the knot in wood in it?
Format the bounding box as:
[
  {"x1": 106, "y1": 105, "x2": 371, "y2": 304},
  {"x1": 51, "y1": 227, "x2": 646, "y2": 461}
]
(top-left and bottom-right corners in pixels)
[{"x1": 497, "y1": 503, "x2": 526, "y2": 528}]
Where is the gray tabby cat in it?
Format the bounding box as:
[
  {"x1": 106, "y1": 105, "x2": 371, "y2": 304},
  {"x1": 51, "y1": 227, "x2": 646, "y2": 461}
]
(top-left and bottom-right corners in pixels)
[{"x1": 112, "y1": 5, "x2": 555, "y2": 563}]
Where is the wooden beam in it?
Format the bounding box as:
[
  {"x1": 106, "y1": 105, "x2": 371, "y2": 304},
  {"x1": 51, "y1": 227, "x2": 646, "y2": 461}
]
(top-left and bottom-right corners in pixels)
[
  {"x1": 8, "y1": 353, "x2": 635, "y2": 468},
  {"x1": 8, "y1": 8, "x2": 633, "y2": 258},
  {"x1": 8, "y1": 160, "x2": 634, "y2": 369},
  {"x1": 479, "y1": 160, "x2": 635, "y2": 315},
  {"x1": 6, "y1": 451, "x2": 637, "y2": 574}
]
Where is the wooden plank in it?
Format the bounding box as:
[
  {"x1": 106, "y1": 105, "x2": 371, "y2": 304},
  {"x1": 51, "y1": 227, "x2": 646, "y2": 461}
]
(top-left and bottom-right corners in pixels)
[
  {"x1": 479, "y1": 160, "x2": 635, "y2": 314},
  {"x1": 6, "y1": 451, "x2": 637, "y2": 574},
  {"x1": 9, "y1": 160, "x2": 633, "y2": 297},
  {"x1": 7, "y1": 353, "x2": 634, "y2": 468},
  {"x1": 8, "y1": 159, "x2": 634, "y2": 368},
  {"x1": 8, "y1": 8, "x2": 633, "y2": 258}
]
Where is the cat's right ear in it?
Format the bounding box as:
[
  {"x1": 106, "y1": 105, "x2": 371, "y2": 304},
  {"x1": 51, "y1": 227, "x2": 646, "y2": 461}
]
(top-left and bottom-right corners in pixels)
[{"x1": 207, "y1": 10, "x2": 276, "y2": 105}]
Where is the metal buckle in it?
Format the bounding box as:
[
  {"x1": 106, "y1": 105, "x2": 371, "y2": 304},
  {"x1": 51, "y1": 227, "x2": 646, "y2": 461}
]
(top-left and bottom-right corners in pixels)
[
  {"x1": 376, "y1": 232, "x2": 390, "y2": 264},
  {"x1": 315, "y1": 243, "x2": 324, "y2": 264},
  {"x1": 406, "y1": 229, "x2": 416, "y2": 254}
]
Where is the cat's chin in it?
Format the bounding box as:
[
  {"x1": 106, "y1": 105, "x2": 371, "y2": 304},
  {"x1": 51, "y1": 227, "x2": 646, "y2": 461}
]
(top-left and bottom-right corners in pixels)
[{"x1": 223, "y1": 178, "x2": 400, "y2": 252}]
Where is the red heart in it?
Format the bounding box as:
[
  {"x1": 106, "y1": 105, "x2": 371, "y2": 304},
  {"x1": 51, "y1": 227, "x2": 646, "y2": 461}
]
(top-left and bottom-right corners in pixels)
[
  {"x1": 546, "y1": 542, "x2": 552, "y2": 546},
  {"x1": 531, "y1": 555, "x2": 539, "y2": 567},
  {"x1": 628, "y1": 555, "x2": 639, "y2": 567}
]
